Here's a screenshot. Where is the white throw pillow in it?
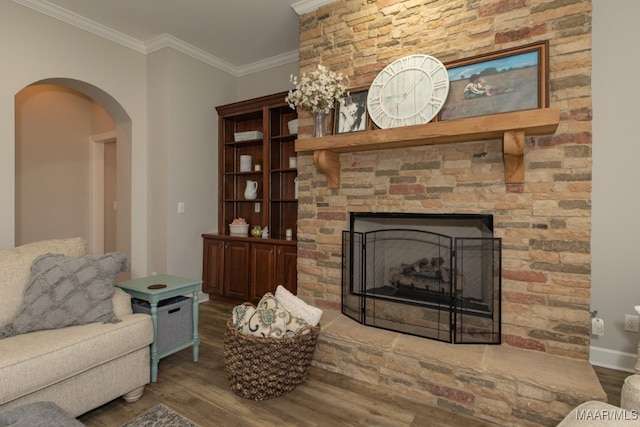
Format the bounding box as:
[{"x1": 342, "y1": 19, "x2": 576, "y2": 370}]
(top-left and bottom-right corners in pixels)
[{"x1": 275, "y1": 285, "x2": 323, "y2": 327}]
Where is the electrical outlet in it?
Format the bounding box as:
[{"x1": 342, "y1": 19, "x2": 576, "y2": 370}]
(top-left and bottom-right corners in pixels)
[{"x1": 625, "y1": 314, "x2": 640, "y2": 332}]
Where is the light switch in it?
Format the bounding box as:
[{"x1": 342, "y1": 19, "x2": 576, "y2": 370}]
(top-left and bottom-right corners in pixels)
[{"x1": 178, "y1": 202, "x2": 185, "y2": 214}]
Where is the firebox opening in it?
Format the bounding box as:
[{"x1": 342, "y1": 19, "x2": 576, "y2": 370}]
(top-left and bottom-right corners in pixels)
[{"x1": 342, "y1": 212, "x2": 502, "y2": 344}]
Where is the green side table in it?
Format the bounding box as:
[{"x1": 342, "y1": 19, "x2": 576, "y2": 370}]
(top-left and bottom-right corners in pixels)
[{"x1": 116, "y1": 274, "x2": 201, "y2": 382}]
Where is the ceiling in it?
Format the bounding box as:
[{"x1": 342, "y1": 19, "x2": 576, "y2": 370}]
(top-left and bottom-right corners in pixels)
[{"x1": 12, "y1": 0, "x2": 336, "y2": 76}]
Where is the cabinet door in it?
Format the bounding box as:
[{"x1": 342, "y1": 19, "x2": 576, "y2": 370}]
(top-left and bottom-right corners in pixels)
[
  {"x1": 276, "y1": 244, "x2": 297, "y2": 295},
  {"x1": 224, "y1": 240, "x2": 249, "y2": 300},
  {"x1": 202, "y1": 237, "x2": 224, "y2": 295},
  {"x1": 250, "y1": 242, "x2": 276, "y2": 303}
]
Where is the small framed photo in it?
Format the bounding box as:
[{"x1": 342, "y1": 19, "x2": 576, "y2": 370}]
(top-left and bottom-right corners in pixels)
[
  {"x1": 335, "y1": 88, "x2": 369, "y2": 134},
  {"x1": 438, "y1": 41, "x2": 549, "y2": 121}
]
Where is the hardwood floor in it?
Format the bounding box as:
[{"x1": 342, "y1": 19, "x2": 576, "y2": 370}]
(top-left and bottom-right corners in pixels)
[
  {"x1": 593, "y1": 365, "x2": 631, "y2": 407},
  {"x1": 78, "y1": 301, "x2": 630, "y2": 427}
]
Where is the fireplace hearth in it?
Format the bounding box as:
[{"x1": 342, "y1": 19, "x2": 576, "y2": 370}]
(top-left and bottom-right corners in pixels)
[{"x1": 342, "y1": 212, "x2": 501, "y2": 344}]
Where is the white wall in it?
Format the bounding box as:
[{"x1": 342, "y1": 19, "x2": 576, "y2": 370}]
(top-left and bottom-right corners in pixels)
[
  {"x1": 0, "y1": 2, "x2": 149, "y2": 273},
  {"x1": 146, "y1": 49, "x2": 171, "y2": 275},
  {"x1": 238, "y1": 62, "x2": 299, "y2": 100},
  {"x1": 145, "y1": 48, "x2": 295, "y2": 279},
  {"x1": 15, "y1": 85, "x2": 119, "y2": 249},
  {"x1": 162, "y1": 49, "x2": 236, "y2": 278},
  {"x1": 0, "y1": 2, "x2": 296, "y2": 282},
  {"x1": 15, "y1": 85, "x2": 93, "y2": 244},
  {"x1": 591, "y1": 0, "x2": 640, "y2": 371}
]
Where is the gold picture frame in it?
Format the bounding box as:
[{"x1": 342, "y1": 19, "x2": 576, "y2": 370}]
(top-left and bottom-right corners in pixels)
[{"x1": 438, "y1": 41, "x2": 549, "y2": 121}]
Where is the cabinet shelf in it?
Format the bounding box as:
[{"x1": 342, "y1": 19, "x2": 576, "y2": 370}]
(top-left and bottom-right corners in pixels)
[
  {"x1": 224, "y1": 171, "x2": 263, "y2": 176},
  {"x1": 294, "y1": 108, "x2": 559, "y2": 188},
  {"x1": 207, "y1": 92, "x2": 298, "y2": 303},
  {"x1": 271, "y1": 134, "x2": 297, "y2": 140},
  {"x1": 225, "y1": 139, "x2": 263, "y2": 145}
]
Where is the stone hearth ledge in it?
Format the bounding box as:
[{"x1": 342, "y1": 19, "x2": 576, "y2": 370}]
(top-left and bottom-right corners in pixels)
[{"x1": 312, "y1": 310, "x2": 607, "y2": 426}]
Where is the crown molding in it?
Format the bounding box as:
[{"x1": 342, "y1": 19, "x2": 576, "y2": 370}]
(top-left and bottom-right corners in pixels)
[
  {"x1": 146, "y1": 34, "x2": 298, "y2": 77},
  {"x1": 12, "y1": 0, "x2": 146, "y2": 53},
  {"x1": 12, "y1": 0, "x2": 300, "y2": 77},
  {"x1": 291, "y1": 0, "x2": 338, "y2": 15},
  {"x1": 236, "y1": 50, "x2": 299, "y2": 77},
  {"x1": 145, "y1": 33, "x2": 238, "y2": 76}
]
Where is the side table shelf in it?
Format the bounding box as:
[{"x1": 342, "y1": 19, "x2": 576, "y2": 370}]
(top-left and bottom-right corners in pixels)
[{"x1": 116, "y1": 274, "x2": 201, "y2": 382}]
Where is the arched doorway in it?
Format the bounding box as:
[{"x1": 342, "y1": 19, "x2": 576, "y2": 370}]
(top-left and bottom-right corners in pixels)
[{"x1": 14, "y1": 78, "x2": 132, "y2": 257}]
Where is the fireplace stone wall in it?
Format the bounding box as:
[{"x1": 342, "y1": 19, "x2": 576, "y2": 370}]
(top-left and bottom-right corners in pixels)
[
  {"x1": 295, "y1": 0, "x2": 593, "y2": 359},
  {"x1": 292, "y1": 1, "x2": 595, "y2": 424}
]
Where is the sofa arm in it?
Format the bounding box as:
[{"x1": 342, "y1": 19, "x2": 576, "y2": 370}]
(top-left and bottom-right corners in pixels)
[{"x1": 113, "y1": 287, "x2": 133, "y2": 318}]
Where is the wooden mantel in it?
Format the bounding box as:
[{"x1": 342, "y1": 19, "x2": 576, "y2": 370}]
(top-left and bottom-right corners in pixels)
[{"x1": 295, "y1": 108, "x2": 560, "y2": 188}]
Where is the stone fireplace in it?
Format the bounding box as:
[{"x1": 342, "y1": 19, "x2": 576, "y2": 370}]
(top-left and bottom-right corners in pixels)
[
  {"x1": 292, "y1": 1, "x2": 599, "y2": 425},
  {"x1": 342, "y1": 212, "x2": 501, "y2": 344}
]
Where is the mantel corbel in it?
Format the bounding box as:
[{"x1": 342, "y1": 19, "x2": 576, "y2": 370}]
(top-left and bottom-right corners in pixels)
[
  {"x1": 313, "y1": 150, "x2": 340, "y2": 189},
  {"x1": 503, "y1": 129, "x2": 526, "y2": 184}
]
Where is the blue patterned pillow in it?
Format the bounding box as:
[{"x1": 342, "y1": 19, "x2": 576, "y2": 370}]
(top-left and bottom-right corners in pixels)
[{"x1": 232, "y1": 293, "x2": 308, "y2": 338}]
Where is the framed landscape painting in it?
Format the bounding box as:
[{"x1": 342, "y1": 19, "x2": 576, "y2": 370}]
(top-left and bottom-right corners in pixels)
[{"x1": 438, "y1": 41, "x2": 549, "y2": 121}]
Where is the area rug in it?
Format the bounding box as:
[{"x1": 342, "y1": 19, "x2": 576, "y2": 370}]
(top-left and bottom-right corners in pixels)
[{"x1": 121, "y1": 404, "x2": 199, "y2": 427}]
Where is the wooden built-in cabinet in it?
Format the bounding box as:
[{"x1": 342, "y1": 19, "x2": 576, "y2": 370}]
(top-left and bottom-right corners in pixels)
[
  {"x1": 202, "y1": 92, "x2": 298, "y2": 304},
  {"x1": 202, "y1": 234, "x2": 297, "y2": 304},
  {"x1": 202, "y1": 237, "x2": 224, "y2": 296},
  {"x1": 249, "y1": 242, "x2": 297, "y2": 303}
]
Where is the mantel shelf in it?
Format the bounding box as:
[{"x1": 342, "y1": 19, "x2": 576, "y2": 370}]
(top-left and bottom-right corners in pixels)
[{"x1": 295, "y1": 108, "x2": 560, "y2": 188}]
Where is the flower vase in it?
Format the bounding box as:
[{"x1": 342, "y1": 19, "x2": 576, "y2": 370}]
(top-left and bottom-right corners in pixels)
[{"x1": 313, "y1": 111, "x2": 332, "y2": 137}]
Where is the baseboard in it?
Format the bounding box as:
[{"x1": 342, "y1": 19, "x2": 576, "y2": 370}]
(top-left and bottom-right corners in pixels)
[
  {"x1": 178, "y1": 291, "x2": 209, "y2": 303},
  {"x1": 198, "y1": 291, "x2": 209, "y2": 303},
  {"x1": 590, "y1": 345, "x2": 637, "y2": 372}
]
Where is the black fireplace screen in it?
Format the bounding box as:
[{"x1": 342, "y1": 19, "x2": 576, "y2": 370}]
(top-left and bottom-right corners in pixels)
[{"x1": 342, "y1": 213, "x2": 501, "y2": 344}]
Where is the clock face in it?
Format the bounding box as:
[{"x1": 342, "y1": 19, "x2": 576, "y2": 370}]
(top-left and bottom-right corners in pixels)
[{"x1": 367, "y1": 54, "x2": 450, "y2": 129}]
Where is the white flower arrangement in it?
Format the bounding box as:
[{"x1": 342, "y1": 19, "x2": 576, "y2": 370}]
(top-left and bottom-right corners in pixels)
[{"x1": 285, "y1": 64, "x2": 349, "y2": 114}]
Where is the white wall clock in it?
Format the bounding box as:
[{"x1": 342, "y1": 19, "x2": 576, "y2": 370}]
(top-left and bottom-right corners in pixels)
[{"x1": 367, "y1": 54, "x2": 450, "y2": 129}]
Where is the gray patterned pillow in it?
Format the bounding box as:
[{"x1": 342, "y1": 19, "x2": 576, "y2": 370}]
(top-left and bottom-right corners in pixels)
[{"x1": 0, "y1": 252, "x2": 129, "y2": 338}]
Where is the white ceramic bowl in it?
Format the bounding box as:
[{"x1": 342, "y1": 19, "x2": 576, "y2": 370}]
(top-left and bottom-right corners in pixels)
[
  {"x1": 229, "y1": 224, "x2": 249, "y2": 236},
  {"x1": 287, "y1": 119, "x2": 298, "y2": 135}
]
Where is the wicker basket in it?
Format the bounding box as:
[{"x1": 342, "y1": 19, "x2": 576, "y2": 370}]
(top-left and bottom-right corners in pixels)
[{"x1": 224, "y1": 318, "x2": 321, "y2": 400}]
